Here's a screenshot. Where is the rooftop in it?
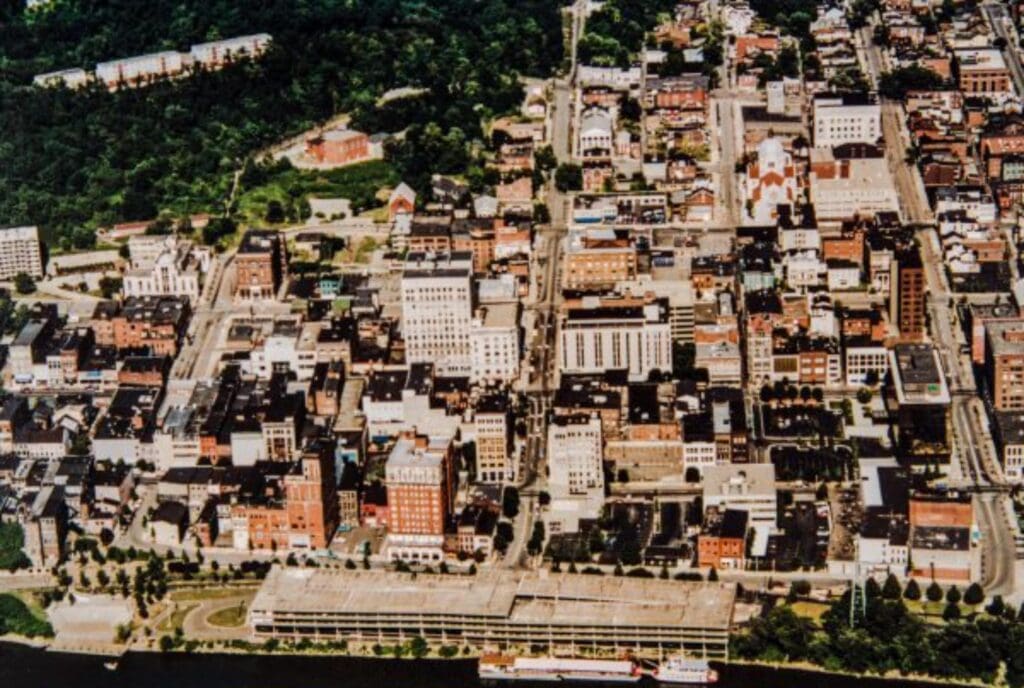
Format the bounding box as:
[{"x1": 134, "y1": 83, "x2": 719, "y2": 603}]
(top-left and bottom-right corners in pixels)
[{"x1": 251, "y1": 567, "x2": 736, "y2": 630}]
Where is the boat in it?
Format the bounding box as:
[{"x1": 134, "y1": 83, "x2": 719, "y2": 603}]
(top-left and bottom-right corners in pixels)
[
  {"x1": 479, "y1": 655, "x2": 642, "y2": 683},
  {"x1": 103, "y1": 660, "x2": 119, "y2": 671},
  {"x1": 652, "y1": 657, "x2": 718, "y2": 685}
]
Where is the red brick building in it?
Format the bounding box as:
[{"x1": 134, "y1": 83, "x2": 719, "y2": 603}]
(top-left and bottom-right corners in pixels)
[
  {"x1": 235, "y1": 230, "x2": 286, "y2": 301},
  {"x1": 698, "y1": 509, "x2": 748, "y2": 569},
  {"x1": 305, "y1": 129, "x2": 370, "y2": 166}
]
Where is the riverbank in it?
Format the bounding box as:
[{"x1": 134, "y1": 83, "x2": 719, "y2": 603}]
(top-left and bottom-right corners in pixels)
[
  {"x1": 0, "y1": 640, "x2": 990, "y2": 688},
  {"x1": 0, "y1": 636, "x2": 987, "y2": 688},
  {"x1": 726, "y1": 658, "x2": 983, "y2": 688}
]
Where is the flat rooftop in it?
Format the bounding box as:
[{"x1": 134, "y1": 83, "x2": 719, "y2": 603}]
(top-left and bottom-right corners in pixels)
[{"x1": 251, "y1": 568, "x2": 736, "y2": 630}]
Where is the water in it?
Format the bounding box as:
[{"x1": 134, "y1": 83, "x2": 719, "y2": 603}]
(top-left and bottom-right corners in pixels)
[{"x1": 0, "y1": 642, "x2": 971, "y2": 688}]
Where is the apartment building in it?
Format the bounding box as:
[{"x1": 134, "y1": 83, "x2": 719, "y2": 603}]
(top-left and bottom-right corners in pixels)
[
  {"x1": 96, "y1": 51, "x2": 187, "y2": 87},
  {"x1": 0, "y1": 226, "x2": 44, "y2": 279},
  {"x1": 189, "y1": 34, "x2": 272, "y2": 67},
  {"x1": 401, "y1": 251, "x2": 474, "y2": 377}
]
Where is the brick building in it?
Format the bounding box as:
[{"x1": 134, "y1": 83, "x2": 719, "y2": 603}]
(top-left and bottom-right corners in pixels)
[{"x1": 235, "y1": 230, "x2": 286, "y2": 301}]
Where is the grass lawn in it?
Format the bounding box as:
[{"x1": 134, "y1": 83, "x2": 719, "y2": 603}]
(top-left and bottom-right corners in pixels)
[
  {"x1": 169, "y1": 585, "x2": 258, "y2": 602},
  {"x1": 0, "y1": 593, "x2": 54, "y2": 638},
  {"x1": 236, "y1": 159, "x2": 398, "y2": 227},
  {"x1": 157, "y1": 603, "x2": 197, "y2": 633},
  {"x1": 790, "y1": 601, "x2": 831, "y2": 623},
  {"x1": 207, "y1": 601, "x2": 248, "y2": 628}
]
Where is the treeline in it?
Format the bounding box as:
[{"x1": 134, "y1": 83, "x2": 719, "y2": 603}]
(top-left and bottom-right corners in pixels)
[
  {"x1": 733, "y1": 578, "x2": 1024, "y2": 685},
  {"x1": 0, "y1": 0, "x2": 563, "y2": 247},
  {"x1": 578, "y1": 0, "x2": 678, "y2": 67}
]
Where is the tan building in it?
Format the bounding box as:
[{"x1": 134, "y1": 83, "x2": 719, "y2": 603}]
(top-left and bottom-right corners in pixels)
[
  {"x1": 955, "y1": 49, "x2": 1012, "y2": 96},
  {"x1": 987, "y1": 321, "x2": 1024, "y2": 411},
  {"x1": 563, "y1": 228, "x2": 637, "y2": 291},
  {"x1": 474, "y1": 393, "x2": 514, "y2": 484}
]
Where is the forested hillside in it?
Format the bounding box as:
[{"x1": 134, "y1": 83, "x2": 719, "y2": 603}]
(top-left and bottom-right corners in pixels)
[{"x1": 0, "y1": 0, "x2": 563, "y2": 247}]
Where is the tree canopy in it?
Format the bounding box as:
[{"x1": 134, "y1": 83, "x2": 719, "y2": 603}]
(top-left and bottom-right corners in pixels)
[{"x1": 0, "y1": 0, "x2": 564, "y2": 245}]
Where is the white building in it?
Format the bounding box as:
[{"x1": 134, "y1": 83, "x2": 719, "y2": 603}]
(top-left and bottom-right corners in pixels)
[
  {"x1": 827, "y1": 262, "x2": 861, "y2": 291},
  {"x1": 96, "y1": 51, "x2": 187, "y2": 87},
  {"x1": 809, "y1": 148, "x2": 899, "y2": 222},
  {"x1": 33, "y1": 68, "x2": 90, "y2": 89},
  {"x1": 558, "y1": 296, "x2": 672, "y2": 382},
  {"x1": 844, "y1": 341, "x2": 890, "y2": 386},
  {"x1": 934, "y1": 187, "x2": 998, "y2": 224},
  {"x1": 577, "y1": 66, "x2": 641, "y2": 89},
  {"x1": 189, "y1": 34, "x2": 272, "y2": 67},
  {"x1": 695, "y1": 342, "x2": 743, "y2": 385},
  {"x1": 401, "y1": 252, "x2": 474, "y2": 376},
  {"x1": 0, "y1": 226, "x2": 44, "y2": 279},
  {"x1": 579, "y1": 108, "x2": 614, "y2": 157},
  {"x1": 547, "y1": 414, "x2": 604, "y2": 534},
  {"x1": 743, "y1": 137, "x2": 798, "y2": 225},
  {"x1": 470, "y1": 303, "x2": 520, "y2": 384},
  {"x1": 249, "y1": 320, "x2": 319, "y2": 381},
  {"x1": 702, "y1": 464, "x2": 777, "y2": 531},
  {"x1": 854, "y1": 459, "x2": 909, "y2": 577},
  {"x1": 784, "y1": 251, "x2": 827, "y2": 288},
  {"x1": 812, "y1": 95, "x2": 881, "y2": 147},
  {"x1": 123, "y1": 235, "x2": 211, "y2": 303}
]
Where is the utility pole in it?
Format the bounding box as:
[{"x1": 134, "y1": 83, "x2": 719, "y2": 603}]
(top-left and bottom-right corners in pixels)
[{"x1": 849, "y1": 563, "x2": 867, "y2": 627}]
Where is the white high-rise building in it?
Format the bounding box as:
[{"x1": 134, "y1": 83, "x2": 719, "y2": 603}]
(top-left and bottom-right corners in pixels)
[
  {"x1": 470, "y1": 303, "x2": 520, "y2": 384},
  {"x1": 547, "y1": 414, "x2": 604, "y2": 534},
  {"x1": 0, "y1": 226, "x2": 43, "y2": 280},
  {"x1": 401, "y1": 252, "x2": 474, "y2": 376}
]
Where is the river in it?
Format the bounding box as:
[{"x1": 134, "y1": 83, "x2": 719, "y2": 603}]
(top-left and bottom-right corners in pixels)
[{"x1": 0, "y1": 642, "x2": 973, "y2": 688}]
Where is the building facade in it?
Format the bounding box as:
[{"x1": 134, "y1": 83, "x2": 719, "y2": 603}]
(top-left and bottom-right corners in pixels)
[{"x1": 401, "y1": 252, "x2": 474, "y2": 377}]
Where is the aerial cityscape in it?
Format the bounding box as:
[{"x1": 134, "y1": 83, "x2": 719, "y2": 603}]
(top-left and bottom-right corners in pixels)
[{"x1": 2, "y1": 0, "x2": 1024, "y2": 685}]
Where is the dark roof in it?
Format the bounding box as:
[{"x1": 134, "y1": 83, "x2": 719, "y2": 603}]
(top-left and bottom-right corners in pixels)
[{"x1": 152, "y1": 500, "x2": 188, "y2": 525}]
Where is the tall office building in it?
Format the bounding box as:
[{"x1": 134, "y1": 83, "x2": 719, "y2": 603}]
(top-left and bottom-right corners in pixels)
[
  {"x1": 546, "y1": 414, "x2": 604, "y2": 534},
  {"x1": 401, "y1": 251, "x2": 474, "y2": 376},
  {"x1": 474, "y1": 393, "x2": 514, "y2": 484},
  {"x1": 384, "y1": 433, "x2": 455, "y2": 561}
]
